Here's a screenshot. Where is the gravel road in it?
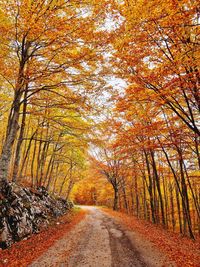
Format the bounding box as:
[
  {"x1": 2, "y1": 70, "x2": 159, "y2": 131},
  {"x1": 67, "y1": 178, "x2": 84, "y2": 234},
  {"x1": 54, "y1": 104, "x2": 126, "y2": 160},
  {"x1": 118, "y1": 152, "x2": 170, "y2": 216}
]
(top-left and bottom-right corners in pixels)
[{"x1": 30, "y1": 206, "x2": 175, "y2": 267}]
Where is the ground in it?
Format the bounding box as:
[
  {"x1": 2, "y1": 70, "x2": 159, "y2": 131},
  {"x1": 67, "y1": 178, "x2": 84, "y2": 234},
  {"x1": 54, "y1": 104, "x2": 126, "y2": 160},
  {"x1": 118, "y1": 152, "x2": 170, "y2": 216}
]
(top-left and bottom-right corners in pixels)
[
  {"x1": 1, "y1": 206, "x2": 199, "y2": 267},
  {"x1": 30, "y1": 206, "x2": 175, "y2": 267}
]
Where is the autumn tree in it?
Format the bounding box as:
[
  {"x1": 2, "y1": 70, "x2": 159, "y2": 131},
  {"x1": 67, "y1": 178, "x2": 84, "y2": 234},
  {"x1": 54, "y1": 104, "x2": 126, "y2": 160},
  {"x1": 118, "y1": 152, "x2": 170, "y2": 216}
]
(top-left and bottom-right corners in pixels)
[
  {"x1": 0, "y1": 0, "x2": 109, "y2": 188},
  {"x1": 113, "y1": 0, "x2": 200, "y2": 136}
]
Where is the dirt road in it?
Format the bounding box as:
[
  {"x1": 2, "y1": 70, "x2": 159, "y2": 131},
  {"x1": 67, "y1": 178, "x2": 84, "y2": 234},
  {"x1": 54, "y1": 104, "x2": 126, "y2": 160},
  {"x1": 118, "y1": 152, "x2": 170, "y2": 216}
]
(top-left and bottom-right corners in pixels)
[{"x1": 30, "y1": 206, "x2": 174, "y2": 267}]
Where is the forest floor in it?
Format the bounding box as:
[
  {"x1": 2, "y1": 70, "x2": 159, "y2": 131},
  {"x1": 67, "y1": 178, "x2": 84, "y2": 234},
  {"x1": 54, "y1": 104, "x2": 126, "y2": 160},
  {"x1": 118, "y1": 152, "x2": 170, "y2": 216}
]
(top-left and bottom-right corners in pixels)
[{"x1": 0, "y1": 206, "x2": 199, "y2": 267}]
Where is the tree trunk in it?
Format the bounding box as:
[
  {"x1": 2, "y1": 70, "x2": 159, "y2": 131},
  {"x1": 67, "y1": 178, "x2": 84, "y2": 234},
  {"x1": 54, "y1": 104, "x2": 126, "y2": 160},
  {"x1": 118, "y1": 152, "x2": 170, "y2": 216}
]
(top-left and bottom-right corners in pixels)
[
  {"x1": 121, "y1": 177, "x2": 129, "y2": 212},
  {"x1": 31, "y1": 139, "x2": 37, "y2": 187},
  {"x1": 163, "y1": 175, "x2": 169, "y2": 229},
  {"x1": 178, "y1": 152, "x2": 194, "y2": 239},
  {"x1": 65, "y1": 180, "x2": 74, "y2": 200},
  {"x1": 0, "y1": 90, "x2": 22, "y2": 186},
  {"x1": 52, "y1": 162, "x2": 59, "y2": 194},
  {"x1": 151, "y1": 151, "x2": 166, "y2": 226},
  {"x1": 113, "y1": 186, "x2": 119, "y2": 211},
  {"x1": 0, "y1": 38, "x2": 29, "y2": 186},
  {"x1": 18, "y1": 130, "x2": 36, "y2": 180},
  {"x1": 144, "y1": 151, "x2": 156, "y2": 223},
  {"x1": 169, "y1": 183, "x2": 176, "y2": 231},
  {"x1": 59, "y1": 167, "x2": 71, "y2": 196},
  {"x1": 12, "y1": 87, "x2": 28, "y2": 182}
]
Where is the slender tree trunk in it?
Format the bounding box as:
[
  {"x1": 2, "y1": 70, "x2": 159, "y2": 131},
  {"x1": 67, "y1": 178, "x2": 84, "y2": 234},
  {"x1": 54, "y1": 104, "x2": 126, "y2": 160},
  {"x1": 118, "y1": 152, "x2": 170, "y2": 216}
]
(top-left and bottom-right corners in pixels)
[
  {"x1": 151, "y1": 151, "x2": 166, "y2": 226},
  {"x1": 31, "y1": 139, "x2": 37, "y2": 187},
  {"x1": 46, "y1": 157, "x2": 56, "y2": 191},
  {"x1": 52, "y1": 162, "x2": 59, "y2": 194},
  {"x1": 144, "y1": 151, "x2": 156, "y2": 223},
  {"x1": 113, "y1": 186, "x2": 119, "y2": 211},
  {"x1": 169, "y1": 183, "x2": 176, "y2": 231},
  {"x1": 39, "y1": 130, "x2": 50, "y2": 186},
  {"x1": 121, "y1": 177, "x2": 129, "y2": 212},
  {"x1": 183, "y1": 161, "x2": 200, "y2": 219},
  {"x1": 19, "y1": 130, "x2": 37, "y2": 179},
  {"x1": 135, "y1": 174, "x2": 139, "y2": 217},
  {"x1": 65, "y1": 180, "x2": 74, "y2": 200},
  {"x1": 36, "y1": 140, "x2": 42, "y2": 184},
  {"x1": 163, "y1": 176, "x2": 169, "y2": 229},
  {"x1": 12, "y1": 87, "x2": 28, "y2": 182},
  {"x1": 130, "y1": 186, "x2": 134, "y2": 215},
  {"x1": 142, "y1": 178, "x2": 147, "y2": 219},
  {"x1": 176, "y1": 185, "x2": 183, "y2": 234},
  {"x1": 178, "y1": 152, "x2": 194, "y2": 239},
  {"x1": 59, "y1": 167, "x2": 71, "y2": 196}
]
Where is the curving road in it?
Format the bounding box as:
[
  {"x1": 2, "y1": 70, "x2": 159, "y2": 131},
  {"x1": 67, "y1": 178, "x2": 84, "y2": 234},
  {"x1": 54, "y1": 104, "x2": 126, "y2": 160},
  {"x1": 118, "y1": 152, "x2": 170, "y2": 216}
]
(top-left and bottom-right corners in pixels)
[{"x1": 30, "y1": 206, "x2": 174, "y2": 267}]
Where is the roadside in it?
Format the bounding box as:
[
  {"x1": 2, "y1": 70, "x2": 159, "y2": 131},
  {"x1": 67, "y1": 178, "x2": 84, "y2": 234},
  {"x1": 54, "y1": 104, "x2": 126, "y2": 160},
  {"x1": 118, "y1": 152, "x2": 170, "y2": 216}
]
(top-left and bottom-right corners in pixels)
[
  {"x1": 103, "y1": 208, "x2": 200, "y2": 267},
  {"x1": 0, "y1": 208, "x2": 86, "y2": 267},
  {"x1": 2, "y1": 206, "x2": 199, "y2": 267}
]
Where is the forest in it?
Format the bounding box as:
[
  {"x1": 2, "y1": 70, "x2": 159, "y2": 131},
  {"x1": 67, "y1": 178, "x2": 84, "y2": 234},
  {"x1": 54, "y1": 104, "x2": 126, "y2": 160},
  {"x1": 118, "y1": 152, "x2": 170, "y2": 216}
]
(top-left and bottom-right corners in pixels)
[{"x1": 0, "y1": 0, "x2": 199, "y2": 244}]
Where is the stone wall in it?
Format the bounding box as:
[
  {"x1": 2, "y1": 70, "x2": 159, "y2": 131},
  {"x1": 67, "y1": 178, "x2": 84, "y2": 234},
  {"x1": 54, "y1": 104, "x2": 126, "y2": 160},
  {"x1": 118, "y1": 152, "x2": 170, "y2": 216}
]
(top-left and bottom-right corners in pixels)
[{"x1": 0, "y1": 181, "x2": 73, "y2": 249}]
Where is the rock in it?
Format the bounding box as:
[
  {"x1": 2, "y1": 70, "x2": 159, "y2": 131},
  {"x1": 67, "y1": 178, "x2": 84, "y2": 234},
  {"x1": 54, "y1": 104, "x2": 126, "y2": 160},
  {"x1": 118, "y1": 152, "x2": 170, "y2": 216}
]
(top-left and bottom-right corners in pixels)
[
  {"x1": 0, "y1": 181, "x2": 73, "y2": 249},
  {"x1": 0, "y1": 217, "x2": 13, "y2": 248}
]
